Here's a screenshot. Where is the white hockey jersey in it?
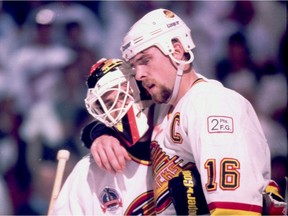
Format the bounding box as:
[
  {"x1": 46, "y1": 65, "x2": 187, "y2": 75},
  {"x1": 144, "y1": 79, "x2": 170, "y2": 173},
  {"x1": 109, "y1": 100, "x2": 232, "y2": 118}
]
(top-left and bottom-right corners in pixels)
[
  {"x1": 52, "y1": 150, "x2": 155, "y2": 215},
  {"x1": 151, "y1": 78, "x2": 271, "y2": 215}
]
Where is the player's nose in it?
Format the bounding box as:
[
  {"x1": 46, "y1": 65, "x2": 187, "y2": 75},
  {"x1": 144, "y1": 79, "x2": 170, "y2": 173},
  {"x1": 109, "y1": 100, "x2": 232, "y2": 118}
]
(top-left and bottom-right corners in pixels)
[{"x1": 134, "y1": 65, "x2": 147, "y2": 81}]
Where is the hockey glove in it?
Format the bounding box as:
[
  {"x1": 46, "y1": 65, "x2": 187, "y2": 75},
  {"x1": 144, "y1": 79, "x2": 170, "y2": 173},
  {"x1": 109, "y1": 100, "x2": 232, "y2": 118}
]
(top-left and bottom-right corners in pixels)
[
  {"x1": 262, "y1": 180, "x2": 287, "y2": 215},
  {"x1": 168, "y1": 167, "x2": 209, "y2": 215}
]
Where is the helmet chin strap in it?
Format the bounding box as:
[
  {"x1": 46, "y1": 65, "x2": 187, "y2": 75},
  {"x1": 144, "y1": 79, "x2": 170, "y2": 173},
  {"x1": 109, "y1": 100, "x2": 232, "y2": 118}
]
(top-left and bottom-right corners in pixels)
[{"x1": 167, "y1": 50, "x2": 194, "y2": 105}]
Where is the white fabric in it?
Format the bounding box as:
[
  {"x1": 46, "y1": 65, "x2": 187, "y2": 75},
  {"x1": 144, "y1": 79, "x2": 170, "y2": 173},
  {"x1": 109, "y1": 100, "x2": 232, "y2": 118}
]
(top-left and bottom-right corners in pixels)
[
  {"x1": 52, "y1": 154, "x2": 154, "y2": 215},
  {"x1": 151, "y1": 77, "x2": 271, "y2": 214}
]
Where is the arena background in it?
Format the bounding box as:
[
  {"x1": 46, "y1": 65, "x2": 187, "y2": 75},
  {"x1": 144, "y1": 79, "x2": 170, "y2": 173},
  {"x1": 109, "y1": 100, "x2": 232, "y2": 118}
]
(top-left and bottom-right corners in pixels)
[{"x1": 0, "y1": 1, "x2": 286, "y2": 214}]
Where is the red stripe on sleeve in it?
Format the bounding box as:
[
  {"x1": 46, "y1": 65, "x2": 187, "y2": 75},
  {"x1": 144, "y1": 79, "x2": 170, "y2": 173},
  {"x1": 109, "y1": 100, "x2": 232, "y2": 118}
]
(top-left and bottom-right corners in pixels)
[{"x1": 208, "y1": 202, "x2": 262, "y2": 213}]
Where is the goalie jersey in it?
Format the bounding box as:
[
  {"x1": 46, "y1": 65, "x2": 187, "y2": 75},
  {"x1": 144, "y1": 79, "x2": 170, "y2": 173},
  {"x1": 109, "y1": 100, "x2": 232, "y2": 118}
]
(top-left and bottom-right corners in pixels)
[
  {"x1": 151, "y1": 77, "x2": 271, "y2": 215},
  {"x1": 52, "y1": 143, "x2": 155, "y2": 215}
]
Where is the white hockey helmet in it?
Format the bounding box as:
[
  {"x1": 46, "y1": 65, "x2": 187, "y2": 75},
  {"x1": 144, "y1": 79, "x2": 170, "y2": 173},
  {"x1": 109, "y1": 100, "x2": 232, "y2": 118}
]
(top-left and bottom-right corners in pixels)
[{"x1": 121, "y1": 8, "x2": 195, "y2": 61}]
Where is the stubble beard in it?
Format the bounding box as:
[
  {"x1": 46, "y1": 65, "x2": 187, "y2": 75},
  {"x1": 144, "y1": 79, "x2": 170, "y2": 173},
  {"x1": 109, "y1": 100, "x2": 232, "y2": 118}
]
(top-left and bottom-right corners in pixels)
[{"x1": 151, "y1": 85, "x2": 171, "y2": 104}]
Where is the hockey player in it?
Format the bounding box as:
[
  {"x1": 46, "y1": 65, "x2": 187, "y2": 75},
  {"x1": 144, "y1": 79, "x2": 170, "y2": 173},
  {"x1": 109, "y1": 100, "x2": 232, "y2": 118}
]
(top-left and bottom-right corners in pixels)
[
  {"x1": 51, "y1": 58, "x2": 155, "y2": 215},
  {"x1": 84, "y1": 9, "x2": 287, "y2": 215}
]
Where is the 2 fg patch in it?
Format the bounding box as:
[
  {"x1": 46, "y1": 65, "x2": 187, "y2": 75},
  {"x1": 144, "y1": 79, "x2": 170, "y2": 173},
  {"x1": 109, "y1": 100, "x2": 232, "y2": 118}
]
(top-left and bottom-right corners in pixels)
[{"x1": 207, "y1": 116, "x2": 234, "y2": 133}]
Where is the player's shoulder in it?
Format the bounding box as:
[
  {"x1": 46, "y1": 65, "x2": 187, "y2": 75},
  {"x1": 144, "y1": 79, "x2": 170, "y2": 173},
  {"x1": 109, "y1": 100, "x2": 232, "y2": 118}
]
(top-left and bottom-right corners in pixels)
[
  {"x1": 69, "y1": 154, "x2": 107, "y2": 182},
  {"x1": 181, "y1": 78, "x2": 249, "y2": 114},
  {"x1": 191, "y1": 78, "x2": 246, "y2": 101},
  {"x1": 72, "y1": 154, "x2": 94, "y2": 172},
  {"x1": 60, "y1": 154, "x2": 94, "y2": 187}
]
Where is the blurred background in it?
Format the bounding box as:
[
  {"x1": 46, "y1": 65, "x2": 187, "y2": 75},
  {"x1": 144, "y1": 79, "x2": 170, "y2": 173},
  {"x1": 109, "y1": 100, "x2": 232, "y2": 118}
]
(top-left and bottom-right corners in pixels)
[{"x1": 0, "y1": 1, "x2": 286, "y2": 214}]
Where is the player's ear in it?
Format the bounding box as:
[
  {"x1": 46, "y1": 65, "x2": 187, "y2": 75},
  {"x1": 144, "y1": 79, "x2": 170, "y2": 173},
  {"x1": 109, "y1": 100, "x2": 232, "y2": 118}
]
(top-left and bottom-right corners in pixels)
[{"x1": 172, "y1": 41, "x2": 185, "y2": 61}]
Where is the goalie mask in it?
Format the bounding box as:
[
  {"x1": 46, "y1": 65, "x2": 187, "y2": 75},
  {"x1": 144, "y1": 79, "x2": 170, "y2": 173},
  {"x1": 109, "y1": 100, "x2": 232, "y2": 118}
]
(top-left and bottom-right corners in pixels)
[{"x1": 85, "y1": 58, "x2": 151, "y2": 145}]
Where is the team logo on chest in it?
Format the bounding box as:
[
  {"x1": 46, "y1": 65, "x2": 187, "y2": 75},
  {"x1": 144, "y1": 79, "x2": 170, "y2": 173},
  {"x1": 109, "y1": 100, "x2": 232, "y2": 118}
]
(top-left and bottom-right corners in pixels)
[
  {"x1": 150, "y1": 141, "x2": 194, "y2": 213},
  {"x1": 99, "y1": 187, "x2": 123, "y2": 213},
  {"x1": 151, "y1": 111, "x2": 195, "y2": 213}
]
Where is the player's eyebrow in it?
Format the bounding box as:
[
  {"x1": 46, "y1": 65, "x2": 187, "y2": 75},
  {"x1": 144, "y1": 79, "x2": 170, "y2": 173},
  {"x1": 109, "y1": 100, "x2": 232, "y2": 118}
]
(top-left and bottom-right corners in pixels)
[
  {"x1": 103, "y1": 97, "x2": 114, "y2": 104},
  {"x1": 130, "y1": 51, "x2": 150, "y2": 67}
]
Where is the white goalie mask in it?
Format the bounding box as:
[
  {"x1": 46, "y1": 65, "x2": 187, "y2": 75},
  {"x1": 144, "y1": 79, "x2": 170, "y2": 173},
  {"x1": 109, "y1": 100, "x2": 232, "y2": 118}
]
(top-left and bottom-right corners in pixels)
[{"x1": 85, "y1": 58, "x2": 152, "y2": 145}]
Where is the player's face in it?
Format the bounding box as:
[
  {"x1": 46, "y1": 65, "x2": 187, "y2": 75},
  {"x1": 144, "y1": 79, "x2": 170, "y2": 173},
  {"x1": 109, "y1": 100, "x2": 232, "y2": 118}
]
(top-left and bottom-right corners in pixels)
[
  {"x1": 95, "y1": 84, "x2": 132, "y2": 119},
  {"x1": 130, "y1": 46, "x2": 176, "y2": 104}
]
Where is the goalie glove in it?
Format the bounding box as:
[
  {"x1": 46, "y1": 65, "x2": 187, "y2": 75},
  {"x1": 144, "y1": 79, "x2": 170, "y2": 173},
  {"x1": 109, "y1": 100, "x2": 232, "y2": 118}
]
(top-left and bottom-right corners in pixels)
[
  {"x1": 168, "y1": 167, "x2": 209, "y2": 215},
  {"x1": 262, "y1": 180, "x2": 287, "y2": 215}
]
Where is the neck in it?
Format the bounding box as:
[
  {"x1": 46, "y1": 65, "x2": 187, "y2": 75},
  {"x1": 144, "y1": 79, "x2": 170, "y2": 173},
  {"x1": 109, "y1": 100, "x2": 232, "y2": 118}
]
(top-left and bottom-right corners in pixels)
[{"x1": 173, "y1": 68, "x2": 198, "y2": 105}]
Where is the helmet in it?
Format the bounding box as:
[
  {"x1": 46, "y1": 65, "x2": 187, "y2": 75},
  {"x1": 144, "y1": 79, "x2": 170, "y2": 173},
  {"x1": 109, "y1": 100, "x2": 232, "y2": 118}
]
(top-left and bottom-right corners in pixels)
[
  {"x1": 121, "y1": 8, "x2": 195, "y2": 105},
  {"x1": 84, "y1": 59, "x2": 151, "y2": 145},
  {"x1": 85, "y1": 58, "x2": 140, "y2": 127},
  {"x1": 121, "y1": 8, "x2": 195, "y2": 61}
]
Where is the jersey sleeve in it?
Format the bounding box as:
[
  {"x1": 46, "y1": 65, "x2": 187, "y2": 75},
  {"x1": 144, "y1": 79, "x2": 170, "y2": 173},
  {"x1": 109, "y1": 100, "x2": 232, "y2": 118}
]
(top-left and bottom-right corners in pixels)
[
  {"x1": 81, "y1": 120, "x2": 116, "y2": 149},
  {"x1": 186, "y1": 85, "x2": 271, "y2": 215}
]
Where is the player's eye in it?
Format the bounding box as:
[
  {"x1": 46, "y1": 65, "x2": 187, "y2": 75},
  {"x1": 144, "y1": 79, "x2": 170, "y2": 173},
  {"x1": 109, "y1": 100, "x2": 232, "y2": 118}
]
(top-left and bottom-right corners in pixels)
[
  {"x1": 139, "y1": 56, "x2": 150, "y2": 66},
  {"x1": 133, "y1": 53, "x2": 151, "y2": 67},
  {"x1": 94, "y1": 100, "x2": 105, "y2": 113}
]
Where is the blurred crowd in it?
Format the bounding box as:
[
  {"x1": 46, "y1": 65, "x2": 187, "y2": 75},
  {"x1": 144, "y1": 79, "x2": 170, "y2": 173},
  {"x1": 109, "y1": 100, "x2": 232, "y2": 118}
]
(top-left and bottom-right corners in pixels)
[{"x1": 0, "y1": 1, "x2": 286, "y2": 215}]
